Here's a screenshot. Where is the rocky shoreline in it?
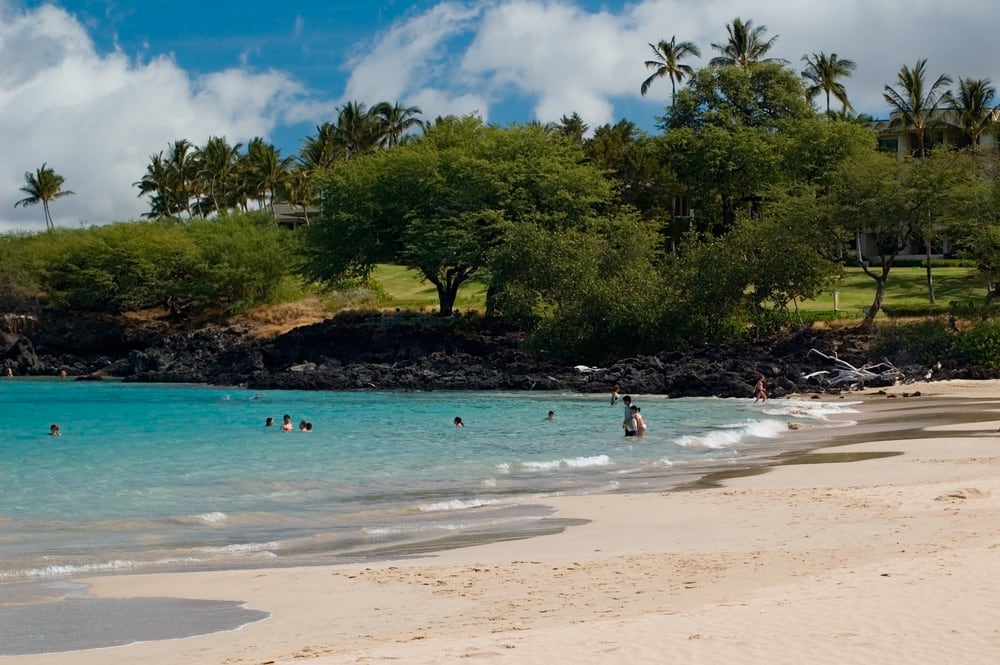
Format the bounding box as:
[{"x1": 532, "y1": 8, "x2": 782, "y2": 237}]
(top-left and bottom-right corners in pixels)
[{"x1": 2, "y1": 311, "x2": 996, "y2": 397}]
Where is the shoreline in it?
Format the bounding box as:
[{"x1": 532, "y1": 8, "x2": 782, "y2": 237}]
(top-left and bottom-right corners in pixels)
[{"x1": 5, "y1": 379, "x2": 1000, "y2": 663}]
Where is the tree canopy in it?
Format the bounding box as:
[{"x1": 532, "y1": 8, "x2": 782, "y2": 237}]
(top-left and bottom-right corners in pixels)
[{"x1": 301, "y1": 115, "x2": 614, "y2": 315}]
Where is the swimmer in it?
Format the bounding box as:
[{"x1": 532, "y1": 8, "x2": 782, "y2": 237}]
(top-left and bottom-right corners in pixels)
[
  {"x1": 546, "y1": 411, "x2": 556, "y2": 420},
  {"x1": 454, "y1": 416, "x2": 464, "y2": 427},
  {"x1": 281, "y1": 414, "x2": 294, "y2": 431},
  {"x1": 265, "y1": 417, "x2": 274, "y2": 427},
  {"x1": 49, "y1": 423, "x2": 61, "y2": 436}
]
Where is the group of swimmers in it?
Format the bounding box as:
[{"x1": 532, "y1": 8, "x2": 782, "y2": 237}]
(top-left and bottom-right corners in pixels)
[
  {"x1": 454, "y1": 389, "x2": 648, "y2": 438},
  {"x1": 265, "y1": 415, "x2": 313, "y2": 431}
]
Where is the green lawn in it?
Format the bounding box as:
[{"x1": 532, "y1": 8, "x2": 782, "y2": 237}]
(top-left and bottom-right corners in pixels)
[
  {"x1": 369, "y1": 263, "x2": 988, "y2": 320},
  {"x1": 799, "y1": 266, "x2": 986, "y2": 318},
  {"x1": 371, "y1": 264, "x2": 488, "y2": 312}
]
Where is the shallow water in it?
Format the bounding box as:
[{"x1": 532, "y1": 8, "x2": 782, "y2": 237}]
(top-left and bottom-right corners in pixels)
[{"x1": 0, "y1": 380, "x2": 858, "y2": 585}]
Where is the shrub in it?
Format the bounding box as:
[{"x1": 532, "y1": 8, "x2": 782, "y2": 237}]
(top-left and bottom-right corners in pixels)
[
  {"x1": 956, "y1": 321, "x2": 1000, "y2": 368},
  {"x1": 875, "y1": 319, "x2": 954, "y2": 365}
]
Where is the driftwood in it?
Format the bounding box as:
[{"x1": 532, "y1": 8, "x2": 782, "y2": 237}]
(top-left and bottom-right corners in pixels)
[{"x1": 805, "y1": 349, "x2": 904, "y2": 389}]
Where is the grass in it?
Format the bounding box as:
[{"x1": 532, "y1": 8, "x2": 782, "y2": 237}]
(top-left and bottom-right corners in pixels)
[
  {"x1": 798, "y1": 265, "x2": 986, "y2": 318},
  {"x1": 374, "y1": 264, "x2": 990, "y2": 321},
  {"x1": 245, "y1": 264, "x2": 989, "y2": 335},
  {"x1": 370, "y1": 264, "x2": 488, "y2": 313}
]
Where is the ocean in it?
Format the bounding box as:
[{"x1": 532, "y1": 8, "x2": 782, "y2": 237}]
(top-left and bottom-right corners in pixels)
[
  {"x1": 0, "y1": 377, "x2": 853, "y2": 656},
  {"x1": 0, "y1": 379, "x2": 857, "y2": 595}
]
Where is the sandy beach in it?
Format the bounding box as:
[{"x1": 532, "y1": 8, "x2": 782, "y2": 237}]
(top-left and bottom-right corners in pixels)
[{"x1": 5, "y1": 379, "x2": 1000, "y2": 664}]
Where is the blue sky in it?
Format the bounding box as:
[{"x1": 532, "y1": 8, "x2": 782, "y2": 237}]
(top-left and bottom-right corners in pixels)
[{"x1": 2, "y1": 0, "x2": 999, "y2": 231}]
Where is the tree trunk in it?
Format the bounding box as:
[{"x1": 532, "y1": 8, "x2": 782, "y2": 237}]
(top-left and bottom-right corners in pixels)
[
  {"x1": 864, "y1": 276, "x2": 887, "y2": 328},
  {"x1": 925, "y1": 241, "x2": 936, "y2": 304},
  {"x1": 43, "y1": 201, "x2": 53, "y2": 231}
]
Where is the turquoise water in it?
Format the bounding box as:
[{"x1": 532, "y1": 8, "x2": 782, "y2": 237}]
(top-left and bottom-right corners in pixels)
[{"x1": 0, "y1": 379, "x2": 857, "y2": 584}]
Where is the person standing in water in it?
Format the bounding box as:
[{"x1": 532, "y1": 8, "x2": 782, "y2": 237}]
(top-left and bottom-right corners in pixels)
[
  {"x1": 754, "y1": 376, "x2": 768, "y2": 403},
  {"x1": 630, "y1": 405, "x2": 647, "y2": 438},
  {"x1": 621, "y1": 395, "x2": 637, "y2": 436}
]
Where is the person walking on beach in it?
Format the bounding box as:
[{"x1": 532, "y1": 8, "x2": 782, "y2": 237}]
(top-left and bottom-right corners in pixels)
[
  {"x1": 622, "y1": 396, "x2": 637, "y2": 436},
  {"x1": 754, "y1": 376, "x2": 768, "y2": 403}
]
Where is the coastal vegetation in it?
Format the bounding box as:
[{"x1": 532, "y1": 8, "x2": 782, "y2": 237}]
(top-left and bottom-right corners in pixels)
[{"x1": 6, "y1": 16, "x2": 1000, "y2": 364}]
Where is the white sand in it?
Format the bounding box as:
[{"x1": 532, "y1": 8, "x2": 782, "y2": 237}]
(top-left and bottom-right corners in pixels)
[{"x1": 6, "y1": 380, "x2": 1000, "y2": 664}]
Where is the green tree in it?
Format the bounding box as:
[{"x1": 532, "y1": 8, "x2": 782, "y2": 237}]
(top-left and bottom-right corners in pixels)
[
  {"x1": 489, "y1": 212, "x2": 663, "y2": 360},
  {"x1": 906, "y1": 147, "x2": 983, "y2": 304},
  {"x1": 166, "y1": 139, "x2": 198, "y2": 217},
  {"x1": 302, "y1": 117, "x2": 614, "y2": 316},
  {"x1": 585, "y1": 121, "x2": 681, "y2": 226},
  {"x1": 640, "y1": 36, "x2": 701, "y2": 102},
  {"x1": 801, "y1": 51, "x2": 857, "y2": 115},
  {"x1": 134, "y1": 151, "x2": 177, "y2": 219},
  {"x1": 709, "y1": 17, "x2": 784, "y2": 70},
  {"x1": 371, "y1": 101, "x2": 425, "y2": 148},
  {"x1": 300, "y1": 122, "x2": 345, "y2": 172},
  {"x1": 947, "y1": 77, "x2": 998, "y2": 146},
  {"x1": 196, "y1": 136, "x2": 242, "y2": 216},
  {"x1": 883, "y1": 59, "x2": 953, "y2": 157},
  {"x1": 14, "y1": 163, "x2": 75, "y2": 231},
  {"x1": 823, "y1": 150, "x2": 912, "y2": 326},
  {"x1": 335, "y1": 101, "x2": 382, "y2": 158},
  {"x1": 663, "y1": 61, "x2": 812, "y2": 132},
  {"x1": 243, "y1": 138, "x2": 296, "y2": 217},
  {"x1": 555, "y1": 112, "x2": 588, "y2": 145}
]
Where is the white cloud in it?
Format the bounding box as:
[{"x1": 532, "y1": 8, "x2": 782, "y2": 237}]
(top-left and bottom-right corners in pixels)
[
  {"x1": 0, "y1": 4, "x2": 308, "y2": 232},
  {"x1": 5, "y1": 0, "x2": 1000, "y2": 232},
  {"x1": 354, "y1": 0, "x2": 1000, "y2": 128},
  {"x1": 341, "y1": 2, "x2": 482, "y2": 106}
]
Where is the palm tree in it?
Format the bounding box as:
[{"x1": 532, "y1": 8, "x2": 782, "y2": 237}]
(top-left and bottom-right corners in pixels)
[
  {"x1": 244, "y1": 138, "x2": 296, "y2": 217},
  {"x1": 947, "y1": 77, "x2": 998, "y2": 146},
  {"x1": 335, "y1": 101, "x2": 381, "y2": 158},
  {"x1": 641, "y1": 36, "x2": 701, "y2": 102},
  {"x1": 710, "y1": 17, "x2": 784, "y2": 70},
  {"x1": 15, "y1": 163, "x2": 75, "y2": 231},
  {"x1": 883, "y1": 59, "x2": 953, "y2": 157},
  {"x1": 196, "y1": 136, "x2": 242, "y2": 216},
  {"x1": 134, "y1": 152, "x2": 174, "y2": 218},
  {"x1": 166, "y1": 139, "x2": 198, "y2": 217},
  {"x1": 801, "y1": 52, "x2": 857, "y2": 115},
  {"x1": 371, "y1": 101, "x2": 425, "y2": 148},
  {"x1": 300, "y1": 122, "x2": 344, "y2": 171},
  {"x1": 284, "y1": 166, "x2": 316, "y2": 225}
]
